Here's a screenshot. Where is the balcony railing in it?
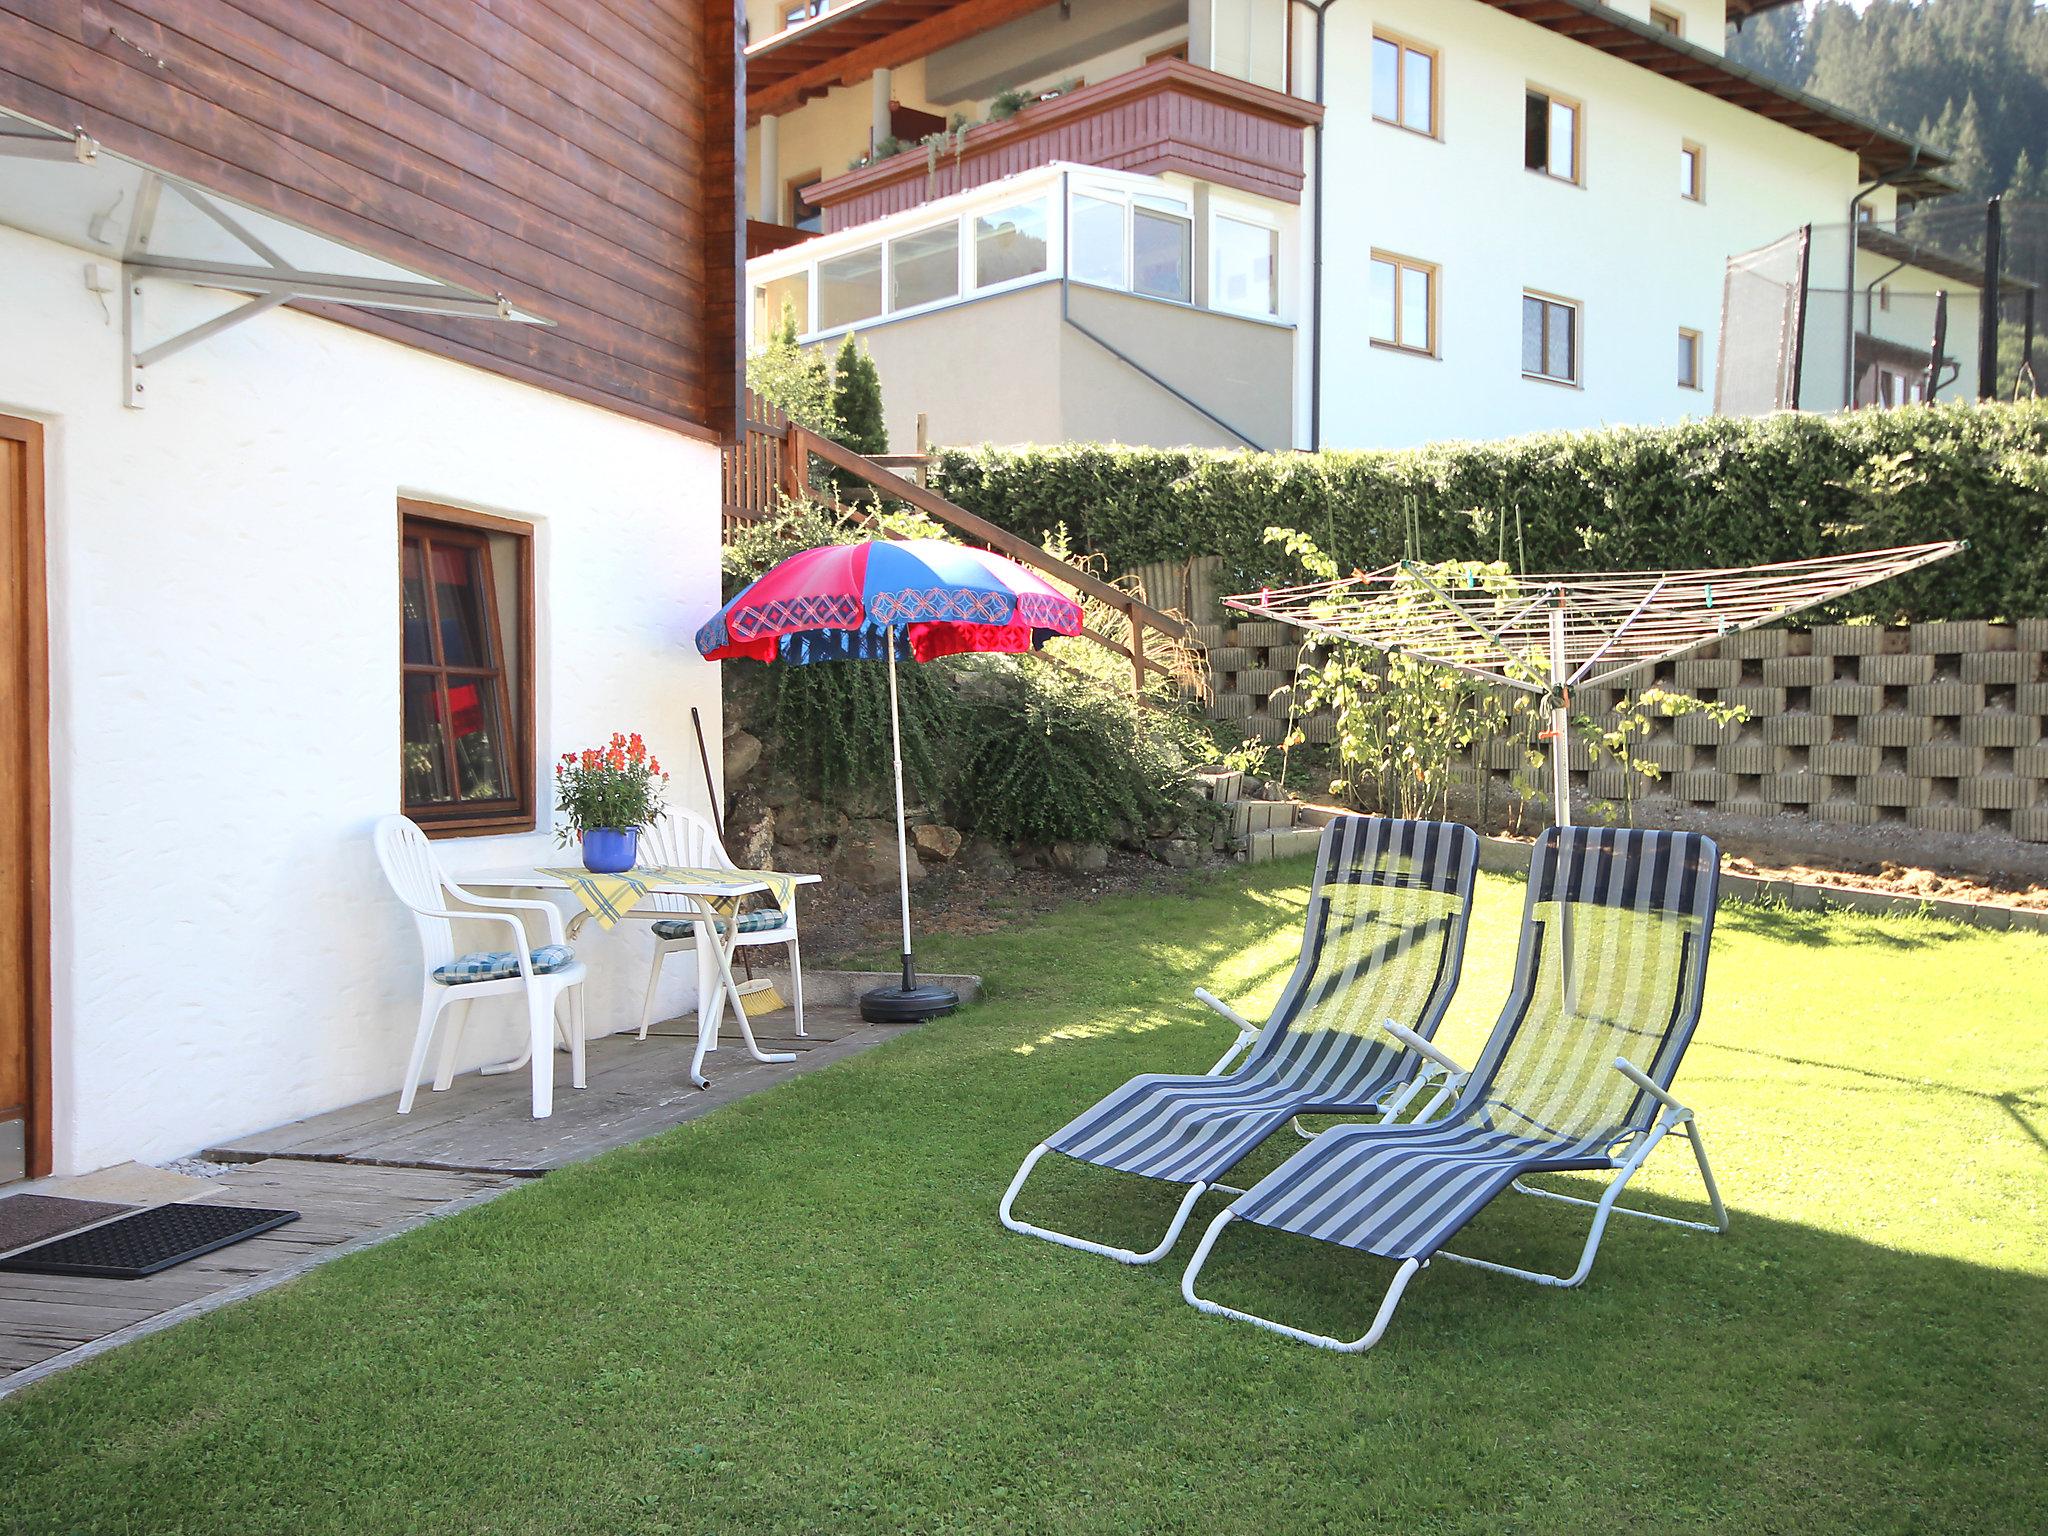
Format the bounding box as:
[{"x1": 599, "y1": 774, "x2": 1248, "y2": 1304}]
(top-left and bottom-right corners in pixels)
[{"x1": 800, "y1": 59, "x2": 1321, "y2": 234}]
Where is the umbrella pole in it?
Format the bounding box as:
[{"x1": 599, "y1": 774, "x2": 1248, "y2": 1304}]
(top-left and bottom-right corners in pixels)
[
  {"x1": 886, "y1": 631, "x2": 915, "y2": 991},
  {"x1": 858, "y1": 628, "x2": 960, "y2": 1024}
]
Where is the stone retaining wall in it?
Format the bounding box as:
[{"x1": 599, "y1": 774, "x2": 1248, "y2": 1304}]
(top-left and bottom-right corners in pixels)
[{"x1": 1196, "y1": 616, "x2": 2048, "y2": 845}]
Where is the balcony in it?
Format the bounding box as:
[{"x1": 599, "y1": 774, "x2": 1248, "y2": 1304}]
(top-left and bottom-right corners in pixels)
[
  {"x1": 800, "y1": 58, "x2": 1320, "y2": 234},
  {"x1": 747, "y1": 160, "x2": 1299, "y2": 453}
]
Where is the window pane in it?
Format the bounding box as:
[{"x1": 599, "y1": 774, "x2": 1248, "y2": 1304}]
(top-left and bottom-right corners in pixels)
[
  {"x1": 1214, "y1": 216, "x2": 1276, "y2": 316},
  {"x1": 789, "y1": 177, "x2": 823, "y2": 233},
  {"x1": 753, "y1": 271, "x2": 810, "y2": 339},
  {"x1": 974, "y1": 200, "x2": 1048, "y2": 288},
  {"x1": 1132, "y1": 207, "x2": 1191, "y2": 302},
  {"x1": 1679, "y1": 332, "x2": 1697, "y2": 387},
  {"x1": 1070, "y1": 193, "x2": 1125, "y2": 287},
  {"x1": 1401, "y1": 265, "x2": 1431, "y2": 351},
  {"x1": 1370, "y1": 259, "x2": 1397, "y2": 343},
  {"x1": 430, "y1": 542, "x2": 489, "y2": 667},
  {"x1": 1546, "y1": 302, "x2": 1575, "y2": 380},
  {"x1": 1550, "y1": 99, "x2": 1577, "y2": 180},
  {"x1": 1525, "y1": 92, "x2": 1548, "y2": 172},
  {"x1": 401, "y1": 541, "x2": 432, "y2": 665},
  {"x1": 1522, "y1": 295, "x2": 1544, "y2": 374},
  {"x1": 444, "y1": 677, "x2": 510, "y2": 802},
  {"x1": 889, "y1": 223, "x2": 959, "y2": 311},
  {"x1": 1402, "y1": 48, "x2": 1433, "y2": 133},
  {"x1": 402, "y1": 674, "x2": 452, "y2": 807},
  {"x1": 1680, "y1": 146, "x2": 1699, "y2": 198},
  {"x1": 816, "y1": 246, "x2": 883, "y2": 330},
  {"x1": 1373, "y1": 36, "x2": 1399, "y2": 120}
]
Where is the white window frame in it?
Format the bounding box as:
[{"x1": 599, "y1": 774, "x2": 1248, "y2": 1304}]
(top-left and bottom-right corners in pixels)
[
  {"x1": 1208, "y1": 199, "x2": 1283, "y2": 319},
  {"x1": 1067, "y1": 177, "x2": 1195, "y2": 305}
]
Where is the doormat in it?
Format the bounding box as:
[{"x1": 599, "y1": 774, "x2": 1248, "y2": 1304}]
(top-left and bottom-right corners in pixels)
[
  {"x1": 0, "y1": 1202, "x2": 299, "y2": 1279},
  {"x1": 0, "y1": 1193, "x2": 132, "y2": 1254}
]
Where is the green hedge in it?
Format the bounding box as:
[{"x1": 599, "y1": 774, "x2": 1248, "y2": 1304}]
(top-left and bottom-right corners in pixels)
[{"x1": 931, "y1": 401, "x2": 2048, "y2": 622}]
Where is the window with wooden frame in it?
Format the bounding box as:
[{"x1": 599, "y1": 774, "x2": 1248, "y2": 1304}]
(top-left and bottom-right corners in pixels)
[
  {"x1": 1680, "y1": 140, "x2": 1704, "y2": 201},
  {"x1": 400, "y1": 503, "x2": 535, "y2": 836},
  {"x1": 1522, "y1": 290, "x2": 1580, "y2": 384},
  {"x1": 1678, "y1": 327, "x2": 1702, "y2": 390},
  {"x1": 787, "y1": 172, "x2": 823, "y2": 234},
  {"x1": 1371, "y1": 31, "x2": 1439, "y2": 138},
  {"x1": 1369, "y1": 251, "x2": 1438, "y2": 356},
  {"x1": 1524, "y1": 87, "x2": 1581, "y2": 184},
  {"x1": 1649, "y1": 6, "x2": 1683, "y2": 37}
]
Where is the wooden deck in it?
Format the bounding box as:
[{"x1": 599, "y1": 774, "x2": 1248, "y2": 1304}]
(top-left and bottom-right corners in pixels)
[
  {"x1": 205, "y1": 1005, "x2": 887, "y2": 1176},
  {"x1": 2, "y1": 1003, "x2": 911, "y2": 1394},
  {"x1": 0, "y1": 1159, "x2": 514, "y2": 1393}
]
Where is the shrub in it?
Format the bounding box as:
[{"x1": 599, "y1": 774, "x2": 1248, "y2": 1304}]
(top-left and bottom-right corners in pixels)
[
  {"x1": 931, "y1": 400, "x2": 2048, "y2": 622},
  {"x1": 947, "y1": 659, "x2": 1211, "y2": 848}
]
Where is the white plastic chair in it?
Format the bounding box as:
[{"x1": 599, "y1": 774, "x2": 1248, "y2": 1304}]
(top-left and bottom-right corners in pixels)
[
  {"x1": 373, "y1": 814, "x2": 589, "y2": 1119},
  {"x1": 630, "y1": 808, "x2": 807, "y2": 1041}
]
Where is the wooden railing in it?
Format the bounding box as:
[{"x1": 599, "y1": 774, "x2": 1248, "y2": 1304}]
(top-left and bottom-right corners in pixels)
[
  {"x1": 722, "y1": 390, "x2": 1193, "y2": 699},
  {"x1": 723, "y1": 389, "x2": 804, "y2": 531}
]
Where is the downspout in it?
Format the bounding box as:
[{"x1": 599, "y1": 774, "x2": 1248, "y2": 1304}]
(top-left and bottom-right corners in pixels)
[
  {"x1": 1843, "y1": 153, "x2": 1923, "y2": 409},
  {"x1": 1054, "y1": 170, "x2": 1267, "y2": 449},
  {"x1": 1291, "y1": 0, "x2": 1340, "y2": 452}
]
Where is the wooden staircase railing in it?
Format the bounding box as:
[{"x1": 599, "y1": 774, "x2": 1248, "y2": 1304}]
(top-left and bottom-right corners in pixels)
[{"x1": 722, "y1": 390, "x2": 1192, "y2": 699}]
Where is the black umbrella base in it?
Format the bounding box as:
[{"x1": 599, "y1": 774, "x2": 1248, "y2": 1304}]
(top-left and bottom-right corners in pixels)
[{"x1": 860, "y1": 983, "x2": 959, "y2": 1024}]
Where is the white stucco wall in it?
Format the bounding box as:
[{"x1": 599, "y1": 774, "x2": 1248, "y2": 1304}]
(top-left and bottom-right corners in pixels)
[
  {"x1": 0, "y1": 222, "x2": 726, "y2": 1174},
  {"x1": 1299, "y1": 0, "x2": 1861, "y2": 449}
]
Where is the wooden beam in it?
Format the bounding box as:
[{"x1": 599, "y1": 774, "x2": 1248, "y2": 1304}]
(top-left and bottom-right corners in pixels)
[{"x1": 747, "y1": 0, "x2": 1061, "y2": 121}]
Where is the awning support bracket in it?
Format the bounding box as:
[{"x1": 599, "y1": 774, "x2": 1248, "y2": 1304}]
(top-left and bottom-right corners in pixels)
[{"x1": 118, "y1": 176, "x2": 515, "y2": 409}]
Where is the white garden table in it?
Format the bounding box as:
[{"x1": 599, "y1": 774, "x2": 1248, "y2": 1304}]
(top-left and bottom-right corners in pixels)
[{"x1": 461, "y1": 866, "x2": 822, "y2": 1090}]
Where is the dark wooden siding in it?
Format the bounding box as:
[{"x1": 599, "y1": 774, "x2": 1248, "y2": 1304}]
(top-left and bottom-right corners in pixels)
[{"x1": 0, "y1": 0, "x2": 741, "y2": 441}]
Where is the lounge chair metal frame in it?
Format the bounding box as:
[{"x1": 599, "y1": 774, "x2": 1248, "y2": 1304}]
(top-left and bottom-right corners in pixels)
[
  {"x1": 1181, "y1": 826, "x2": 1729, "y2": 1353},
  {"x1": 1180, "y1": 1053, "x2": 1728, "y2": 1351},
  {"x1": 1001, "y1": 818, "x2": 1478, "y2": 1266}
]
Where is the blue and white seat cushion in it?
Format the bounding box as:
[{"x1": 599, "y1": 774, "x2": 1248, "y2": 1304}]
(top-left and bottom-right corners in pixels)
[
  {"x1": 432, "y1": 944, "x2": 577, "y2": 986},
  {"x1": 650, "y1": 909, "x2": 787, "y2": 941}
]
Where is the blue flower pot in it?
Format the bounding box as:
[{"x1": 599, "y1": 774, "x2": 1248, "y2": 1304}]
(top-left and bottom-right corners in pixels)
[{"x1": 581, "y1": 827, "x2": 639, "y2": 874}]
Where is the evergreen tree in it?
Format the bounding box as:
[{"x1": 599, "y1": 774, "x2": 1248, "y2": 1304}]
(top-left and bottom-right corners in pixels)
[
  {"x1": 829, "y1": 333, "x2": 889, "y2": 456},
  {"x1": 746, "y1": 300, "x2": 837, "y2": 435}
]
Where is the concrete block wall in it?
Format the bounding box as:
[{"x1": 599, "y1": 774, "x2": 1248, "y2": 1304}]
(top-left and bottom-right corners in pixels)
[{"x1": 1195, "y1": 616, "x2": 2048, "y2": 846}]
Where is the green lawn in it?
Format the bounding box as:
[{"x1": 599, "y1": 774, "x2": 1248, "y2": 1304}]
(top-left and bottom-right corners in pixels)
[{"x1": 4, "y1": 862, "x2": 2045, "y2": 1535}]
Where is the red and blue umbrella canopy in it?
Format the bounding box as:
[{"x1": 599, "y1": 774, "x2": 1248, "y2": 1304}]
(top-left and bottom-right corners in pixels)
[{"x1": 696, "y1": 538, "x2": 1084, "y2": 666}]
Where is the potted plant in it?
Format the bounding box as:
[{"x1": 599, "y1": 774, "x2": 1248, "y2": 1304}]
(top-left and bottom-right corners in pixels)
[{"x1": 555, "y1": 733, "x2": 668, "y2": 873}]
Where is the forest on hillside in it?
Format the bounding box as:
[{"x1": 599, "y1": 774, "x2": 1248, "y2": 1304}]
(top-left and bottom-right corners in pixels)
[{"x1": 1728, "y1": 0, "x2": 2047, "y2": 203}]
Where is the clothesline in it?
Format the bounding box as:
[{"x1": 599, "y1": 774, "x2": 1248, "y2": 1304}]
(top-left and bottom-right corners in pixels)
[{"x1": 1223, "y1": 541, "x2": 1965, "y2": 693}]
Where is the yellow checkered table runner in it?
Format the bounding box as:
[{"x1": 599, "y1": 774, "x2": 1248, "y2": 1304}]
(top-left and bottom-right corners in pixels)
[{"x1": 536, "y1": 864, "x2": 799, "y2": 932}]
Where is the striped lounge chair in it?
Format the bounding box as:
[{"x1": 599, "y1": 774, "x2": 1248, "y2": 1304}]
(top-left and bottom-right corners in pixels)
[
  {"x1": 1181, "y1": 826, "x2": 1730, "y2": 1353},
  {"x1": 1000, "y1": 816, "x2": 1481, "y2": 1265}
]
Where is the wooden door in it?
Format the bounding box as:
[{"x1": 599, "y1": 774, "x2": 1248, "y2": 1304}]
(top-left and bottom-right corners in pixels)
[{"x1": 0, "y1": 416, "x2": 49, "y2": 1184}]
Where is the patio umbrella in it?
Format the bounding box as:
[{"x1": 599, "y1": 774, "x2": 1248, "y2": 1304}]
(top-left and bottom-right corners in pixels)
[{"x1": 697, "y1": 538, "x2": 1084, "y2": 1022}]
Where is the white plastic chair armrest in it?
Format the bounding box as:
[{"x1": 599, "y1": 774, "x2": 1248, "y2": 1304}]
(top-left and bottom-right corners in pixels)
[
  {"x1": 442, "y1": 884, "x2": 570, "y2": 946},
  {"x1": 416, "y1": 909, "x2": 540, "y2": 978},
  {"x1": 1378, "y1": 1017, "x2": 1466, "y2": 1078},
  {"x1": 1613, "y1": 1056, "x2": 1688, "y2": 1114},
  {"x1": 1195, "y1": 987, "x2": 1258, "y2": 1038}
]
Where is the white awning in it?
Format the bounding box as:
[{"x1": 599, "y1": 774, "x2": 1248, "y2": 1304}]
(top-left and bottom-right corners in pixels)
[{"x1": 0, "y1": 107, "x2": 547, "y2": 406}]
